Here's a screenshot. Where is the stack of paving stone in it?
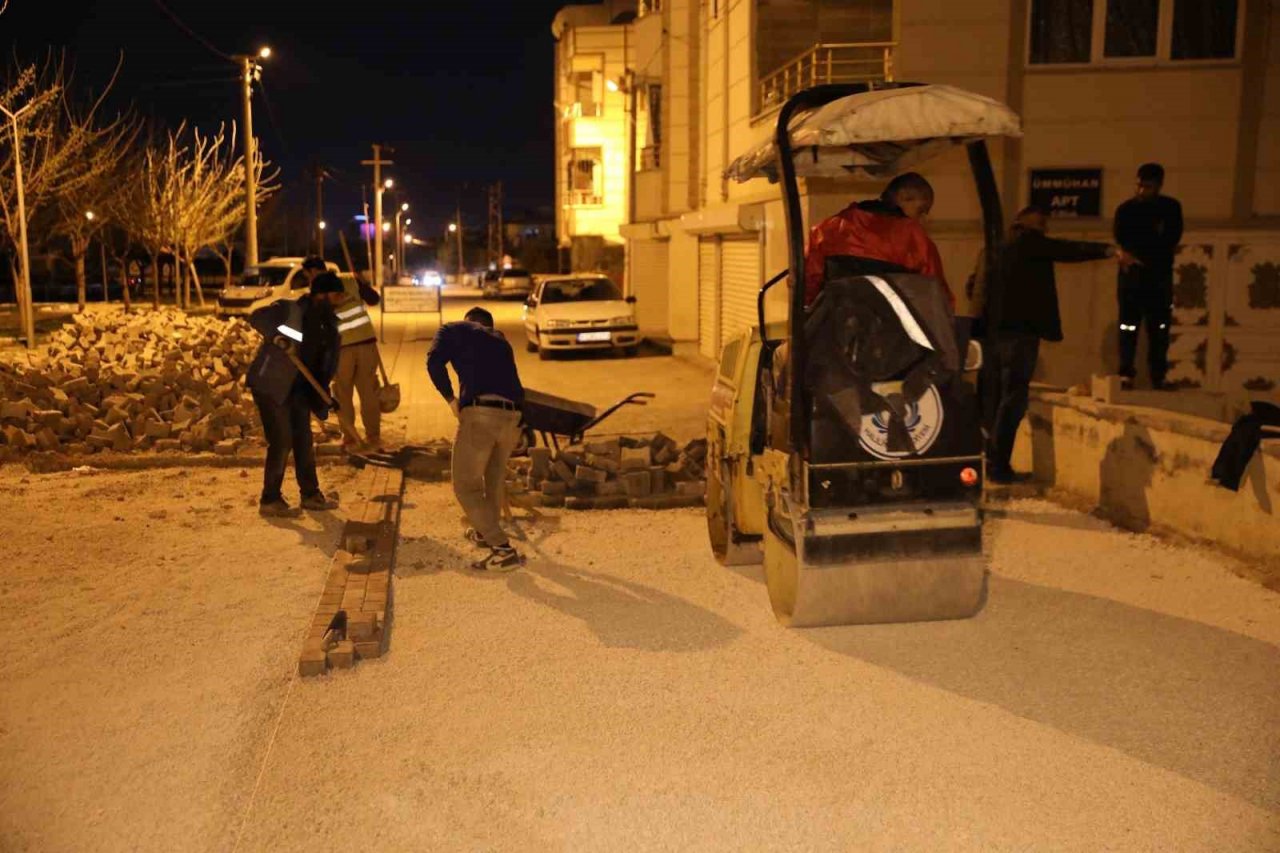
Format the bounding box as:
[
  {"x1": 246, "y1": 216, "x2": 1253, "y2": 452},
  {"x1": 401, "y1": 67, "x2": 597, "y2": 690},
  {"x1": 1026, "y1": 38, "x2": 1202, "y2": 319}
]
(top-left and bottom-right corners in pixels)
[
  {"x1": 509, "y1": 433, "x2": 708, "y2": 510},
  {"x1": 0, "y1": 310, "x2": 274, "y2": 460}
]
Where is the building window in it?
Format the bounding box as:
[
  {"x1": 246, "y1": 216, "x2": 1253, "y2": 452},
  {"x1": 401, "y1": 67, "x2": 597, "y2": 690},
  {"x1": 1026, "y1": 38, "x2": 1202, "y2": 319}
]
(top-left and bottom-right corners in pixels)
[
  {"x1": 1029, "y1": 0, "x2": 1240, "y2": 65},
  {"x1": 569, "y1": 55, "x2": 604, "y2": 117},
  {"x1": 1029, "y1": 0, "x2": 1094, "y2": 63},
  {"x1": 1171, "y1": 0, "x2": 1240, "y2": 59},
  {"x1": 1104, "y1": 0, "x2": 1159, "y2": 57},
  {"x1": 568, "y1": 148, "x2": 603, "y2": 206}
]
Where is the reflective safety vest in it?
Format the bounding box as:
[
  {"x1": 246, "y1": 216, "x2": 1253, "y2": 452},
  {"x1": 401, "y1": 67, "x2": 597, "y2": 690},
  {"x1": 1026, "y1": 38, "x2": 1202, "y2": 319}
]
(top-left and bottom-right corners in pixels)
[{"x1": 336, "y1": 280, "x2": 376, "y2": 347}]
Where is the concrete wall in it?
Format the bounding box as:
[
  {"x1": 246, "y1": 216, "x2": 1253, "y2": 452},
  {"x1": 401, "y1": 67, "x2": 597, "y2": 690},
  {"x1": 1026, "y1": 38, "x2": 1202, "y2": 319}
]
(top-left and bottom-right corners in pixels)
[{"x1": 1012, "y1": 392, "x2": 1280, "y2": 569}]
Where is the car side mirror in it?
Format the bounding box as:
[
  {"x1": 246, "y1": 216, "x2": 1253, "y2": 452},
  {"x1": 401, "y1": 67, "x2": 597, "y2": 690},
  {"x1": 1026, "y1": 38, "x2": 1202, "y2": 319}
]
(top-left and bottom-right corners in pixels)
[
  {"x1": 964, "y1": 340, "x2": 984, "y2": 372},
  {"x1": 625, "y1": 295, "x2": 637, "y2": 304}
]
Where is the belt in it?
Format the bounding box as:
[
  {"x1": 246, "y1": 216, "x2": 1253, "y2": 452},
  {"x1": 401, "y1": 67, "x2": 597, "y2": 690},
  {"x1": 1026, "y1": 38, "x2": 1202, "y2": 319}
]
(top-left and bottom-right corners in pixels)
[{"x1": 464, "y1": 398, "x2": 520, "y2": 412}]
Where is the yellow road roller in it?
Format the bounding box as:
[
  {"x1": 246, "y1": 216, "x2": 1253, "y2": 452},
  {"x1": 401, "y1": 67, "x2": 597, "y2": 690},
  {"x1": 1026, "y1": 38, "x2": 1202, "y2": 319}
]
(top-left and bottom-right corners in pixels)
[{"x1": 706, "y1": 82, "x2": 1021, "y2": 627}]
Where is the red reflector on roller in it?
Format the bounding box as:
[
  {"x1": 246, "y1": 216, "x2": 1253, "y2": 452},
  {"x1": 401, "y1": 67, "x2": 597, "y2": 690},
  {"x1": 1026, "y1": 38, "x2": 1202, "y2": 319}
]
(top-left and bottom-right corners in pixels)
[{"x1": 961, "y1": 467, "x2": 979, "y2": 486}]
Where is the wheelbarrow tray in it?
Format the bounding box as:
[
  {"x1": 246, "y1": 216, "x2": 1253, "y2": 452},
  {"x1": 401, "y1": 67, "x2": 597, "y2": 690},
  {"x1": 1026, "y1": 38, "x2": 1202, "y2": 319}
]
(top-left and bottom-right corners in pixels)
[{"x1": 521, "y1": 389, "x2": 598, "y2": 437}]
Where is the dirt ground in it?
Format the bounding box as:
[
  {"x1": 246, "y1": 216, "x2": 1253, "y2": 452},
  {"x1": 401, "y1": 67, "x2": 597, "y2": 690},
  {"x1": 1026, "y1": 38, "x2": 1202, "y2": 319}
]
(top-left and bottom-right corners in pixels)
[{"x1": 1, "y1": 462, "x2": 1278, "y2": 852}]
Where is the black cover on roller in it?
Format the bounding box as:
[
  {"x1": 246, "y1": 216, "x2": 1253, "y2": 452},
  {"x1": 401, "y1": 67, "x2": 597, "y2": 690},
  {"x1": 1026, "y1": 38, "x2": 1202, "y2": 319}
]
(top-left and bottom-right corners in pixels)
[{"x1": 804, "y1": 274, "x2": 981, "y2": 465}]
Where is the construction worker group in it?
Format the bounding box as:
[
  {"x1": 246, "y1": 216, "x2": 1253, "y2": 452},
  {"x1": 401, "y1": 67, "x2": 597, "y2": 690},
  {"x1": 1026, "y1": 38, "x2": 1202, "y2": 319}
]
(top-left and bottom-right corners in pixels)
[{"x1": 246, "y1": 258, "x2": 526, "y2": 572}]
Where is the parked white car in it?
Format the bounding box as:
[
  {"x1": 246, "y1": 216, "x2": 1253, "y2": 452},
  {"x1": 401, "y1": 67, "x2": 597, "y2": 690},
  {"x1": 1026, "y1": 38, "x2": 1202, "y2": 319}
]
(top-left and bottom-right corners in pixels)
[
  {"x1": 214, "y1": 257, "x2": 339, "y2": 318},
  {"x1": 482, "y1": 267, "x2": 533, "y2": 300},
  {"x1": 523, "y1": 274, "x2": 640, "y2": 359}
]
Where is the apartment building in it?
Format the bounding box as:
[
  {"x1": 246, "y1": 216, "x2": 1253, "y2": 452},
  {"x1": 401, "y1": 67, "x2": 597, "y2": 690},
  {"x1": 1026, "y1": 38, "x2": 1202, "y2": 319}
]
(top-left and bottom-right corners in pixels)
[{"x1": 556, "y1": 0, "x2": 1280, "y2": 394}]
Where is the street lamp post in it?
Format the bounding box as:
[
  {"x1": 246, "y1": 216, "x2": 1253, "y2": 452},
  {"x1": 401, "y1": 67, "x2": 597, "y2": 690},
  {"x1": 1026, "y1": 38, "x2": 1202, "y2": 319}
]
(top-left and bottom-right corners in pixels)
[
  {"x1": 234, "y1": 46, "x2": 271, "y2": 269},
  {"x1": 394, "y1": 202, "x2": 409, "y2": 278}
]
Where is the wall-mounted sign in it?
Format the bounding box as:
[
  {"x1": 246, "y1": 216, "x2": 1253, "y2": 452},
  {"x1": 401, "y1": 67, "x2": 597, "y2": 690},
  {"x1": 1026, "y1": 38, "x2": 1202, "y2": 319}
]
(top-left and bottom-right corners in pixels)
[{"x1": 1029, "y1": 168, "x2": 1103, "y2": 218}]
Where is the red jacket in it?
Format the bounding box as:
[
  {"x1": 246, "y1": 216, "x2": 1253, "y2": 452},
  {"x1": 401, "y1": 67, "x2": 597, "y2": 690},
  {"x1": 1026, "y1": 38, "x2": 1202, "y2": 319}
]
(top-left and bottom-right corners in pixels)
[{"x1": 804, "y1": 201, "x2": 951, "y2": 308}]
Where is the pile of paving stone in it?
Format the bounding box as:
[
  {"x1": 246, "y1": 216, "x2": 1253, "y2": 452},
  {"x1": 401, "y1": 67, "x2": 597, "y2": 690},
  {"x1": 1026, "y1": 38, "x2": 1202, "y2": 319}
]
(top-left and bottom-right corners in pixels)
[
  {"x1": 0, "y1": 311, "x2": 267, "y2": 460},
  {"x1": 509, "y1": 433, "x2": 708, "y2": 510}
]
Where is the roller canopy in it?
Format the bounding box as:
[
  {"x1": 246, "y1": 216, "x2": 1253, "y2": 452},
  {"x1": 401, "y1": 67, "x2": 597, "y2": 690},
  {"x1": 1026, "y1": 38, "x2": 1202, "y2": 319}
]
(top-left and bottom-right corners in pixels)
[{"x1": 725, "y1": 84, "x2": 1022, "y2": 183}]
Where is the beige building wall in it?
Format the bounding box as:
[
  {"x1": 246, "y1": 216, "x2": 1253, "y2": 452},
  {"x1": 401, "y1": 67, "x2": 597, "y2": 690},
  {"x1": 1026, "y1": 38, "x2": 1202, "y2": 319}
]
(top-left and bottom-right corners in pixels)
[{"x1": 1257, "y1": 0, "x2": 1280, "y2": 215}]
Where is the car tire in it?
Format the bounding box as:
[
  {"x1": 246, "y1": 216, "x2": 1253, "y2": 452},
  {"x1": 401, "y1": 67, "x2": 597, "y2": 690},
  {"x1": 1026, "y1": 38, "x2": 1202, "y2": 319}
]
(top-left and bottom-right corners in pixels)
[
  {"x1": 623, "y1": 346, "x2": 638, "y2": 358},
  {"x1": 526, "y1": 338, "x2": 538, "y2": 353},
  {"x1": 539, "y1": 348, "x2": 553, "y2": 361}
]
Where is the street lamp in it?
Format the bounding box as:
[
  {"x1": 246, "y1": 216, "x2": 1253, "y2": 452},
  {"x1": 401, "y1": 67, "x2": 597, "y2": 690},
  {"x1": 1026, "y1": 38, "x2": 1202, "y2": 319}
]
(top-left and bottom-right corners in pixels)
[
  {"x1": 394, "y1": 203, "x2": 410, "y2": 276},
  {"x1": 448, "y1": 222, "x2": 458, "y2": 233},
  {"x1": 384, "y1": 178, "x2": 394, "y2": 190},
  {"x1": 318, "y1": 220, "x2": 327, "y2": 230},
  {"x1": 234, "y1": 45, "x2": 271, "y2": 268},
  {"x1": 85, "y1": 210, "x2": 96, "y2": 222}
]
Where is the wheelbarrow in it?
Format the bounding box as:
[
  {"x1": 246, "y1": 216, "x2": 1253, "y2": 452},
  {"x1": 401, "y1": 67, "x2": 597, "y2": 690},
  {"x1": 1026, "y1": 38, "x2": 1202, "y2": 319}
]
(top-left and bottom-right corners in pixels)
[{"x1": 519, "y1": 388, "x2": 656, "y2": 452}]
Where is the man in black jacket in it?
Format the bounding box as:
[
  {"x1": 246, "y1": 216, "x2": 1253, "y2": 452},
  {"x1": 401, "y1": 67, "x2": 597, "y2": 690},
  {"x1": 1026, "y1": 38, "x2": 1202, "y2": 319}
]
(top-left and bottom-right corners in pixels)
[
  {"x1": 975, "y1": 206, "x2": 1116, "y2": 483},
  {"x1": 247, "y1": 272, "x2": 346, "y2": 517},
  {"x1": 427, "y1": 306, "x2": 525, "y2": 571},
  {"x1": 1114, "y1": 163, "x2": 1183, "y2": 390}
]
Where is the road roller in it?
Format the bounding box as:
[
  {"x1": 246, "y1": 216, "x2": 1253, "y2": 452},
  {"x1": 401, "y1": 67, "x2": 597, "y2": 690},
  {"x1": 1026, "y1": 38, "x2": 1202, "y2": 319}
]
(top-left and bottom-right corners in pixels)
[{"x1": 705, "y1": 82, "x2": 1022, "y2": 626}]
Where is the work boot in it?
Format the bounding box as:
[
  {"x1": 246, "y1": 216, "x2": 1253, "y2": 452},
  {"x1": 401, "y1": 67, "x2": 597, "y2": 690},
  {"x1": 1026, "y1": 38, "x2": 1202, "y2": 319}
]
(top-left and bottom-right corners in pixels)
[
  {"x1": 259, "y1": 498, "x2": 302, "y2": 518},
  {"x1": 464, "y1": 527, "x2": 489, "y2": 548},
  {"x1": 471, "y1": 545, "x2": 523, "y2": 573},
  {"x1": 300, "y1": 491, "x2": 340, "y2": 511}
]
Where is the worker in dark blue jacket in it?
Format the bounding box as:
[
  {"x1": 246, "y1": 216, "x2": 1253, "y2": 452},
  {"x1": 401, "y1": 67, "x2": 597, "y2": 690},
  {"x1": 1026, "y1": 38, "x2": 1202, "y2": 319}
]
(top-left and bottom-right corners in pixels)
[{"x1": 246, "y1": 272, "x2": 346, "y2": 517}]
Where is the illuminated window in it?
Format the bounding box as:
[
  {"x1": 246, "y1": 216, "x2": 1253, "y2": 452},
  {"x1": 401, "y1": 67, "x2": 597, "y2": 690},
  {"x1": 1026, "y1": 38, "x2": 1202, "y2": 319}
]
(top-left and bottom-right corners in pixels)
[
  {"x1": 570, "y1": 55, "x2": 604, "y2": 117},
  {"x1": 568, "y1": 148, "x2": 603, "y2": 206}
]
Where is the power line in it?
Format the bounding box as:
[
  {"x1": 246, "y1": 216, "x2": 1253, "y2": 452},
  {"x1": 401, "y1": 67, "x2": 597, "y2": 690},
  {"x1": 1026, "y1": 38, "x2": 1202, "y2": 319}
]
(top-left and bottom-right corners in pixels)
[
  {"x1": 256, "y1": 76, "x2": 291, "y2": 160},
  {"x1": 151, "y1": 0, "x2": 234, "y2": 64}
]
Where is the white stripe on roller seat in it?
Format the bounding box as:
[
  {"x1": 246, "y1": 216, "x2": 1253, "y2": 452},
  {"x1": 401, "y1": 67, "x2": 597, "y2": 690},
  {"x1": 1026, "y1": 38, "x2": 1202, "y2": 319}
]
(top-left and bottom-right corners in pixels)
[
  {"x1": 336, "y1": 306, "x2": 366, "y2": 320},
  {"x1": 276, "y1": 324, "x2": 303, "y2": 342},
  {"x1": 865, "y1": 276, "x2": 934, "y2": 352},
  {"x1": 338, "y1": 316, "x2": 372, "y2": 333}
]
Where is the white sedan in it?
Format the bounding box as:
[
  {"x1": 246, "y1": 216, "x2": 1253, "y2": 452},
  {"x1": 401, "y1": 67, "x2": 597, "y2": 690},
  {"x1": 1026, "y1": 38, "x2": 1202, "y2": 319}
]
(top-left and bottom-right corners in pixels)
[{"x1": 522, "y1": 274, "x2": 640, "y2": 359}]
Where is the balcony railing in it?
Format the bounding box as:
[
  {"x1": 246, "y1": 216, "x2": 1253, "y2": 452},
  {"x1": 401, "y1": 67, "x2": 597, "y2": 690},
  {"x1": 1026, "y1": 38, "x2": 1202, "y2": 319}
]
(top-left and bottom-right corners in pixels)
[{"x1": 757, "y1": 42, "x2": 896, "y2": 117}]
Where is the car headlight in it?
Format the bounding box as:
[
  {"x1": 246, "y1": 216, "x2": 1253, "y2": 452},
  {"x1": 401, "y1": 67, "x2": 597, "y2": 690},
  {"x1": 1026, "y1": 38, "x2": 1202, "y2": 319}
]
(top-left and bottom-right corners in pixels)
[{"x1": 609, "y1": 316, "x2": 637, "y2": 327}]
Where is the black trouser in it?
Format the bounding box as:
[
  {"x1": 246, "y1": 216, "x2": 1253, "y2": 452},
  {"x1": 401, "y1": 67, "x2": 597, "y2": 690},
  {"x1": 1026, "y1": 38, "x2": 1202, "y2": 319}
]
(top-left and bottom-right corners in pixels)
[
  {"x1": 1118, "y1": 270, "x2": 1173, "y2": 384},
  {"x1": 984, "y1": 333, "x2": 1041, "y2": 473},
  {"x1": 252, "y1": 389, "x2": 319, "y2": 504}
]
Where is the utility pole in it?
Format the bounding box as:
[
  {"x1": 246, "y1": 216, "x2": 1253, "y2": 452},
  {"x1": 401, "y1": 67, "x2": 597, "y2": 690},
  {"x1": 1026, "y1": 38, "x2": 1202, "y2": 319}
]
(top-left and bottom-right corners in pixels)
[
  {"x1": 361, "y1": 144, "x2": 394, "y2": 286},
  {"x1": 233, "y1": 49, "x2": 271, "y2": 268},
  {"x1": 0, "y1": 101, "x2": 36, "y2": 347},
  {"x1": 455, "y1": 202, "x2": 464, "y2": 283},
  {"x1": 312, "y1": 162, "x2": 327, "y2": 257},
  {"x1": 487, "y1": 181, "x2": 504, "y2": 268},
  {"x1": 361, "y1": 187, "x2": 373, "y2": 278}
]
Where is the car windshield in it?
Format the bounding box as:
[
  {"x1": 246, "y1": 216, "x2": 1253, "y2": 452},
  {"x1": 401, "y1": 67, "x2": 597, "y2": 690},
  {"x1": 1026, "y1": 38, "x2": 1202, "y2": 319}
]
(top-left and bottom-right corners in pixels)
[
  {"x1": 540, "y1": 278, "x2": 623, "y2": 304},
  {"x1": 240, "y1": 267, "x2": 291, "y2": 287},
  {"x1": 501, "y1": 269, "x2": 530, "y2": 279}
]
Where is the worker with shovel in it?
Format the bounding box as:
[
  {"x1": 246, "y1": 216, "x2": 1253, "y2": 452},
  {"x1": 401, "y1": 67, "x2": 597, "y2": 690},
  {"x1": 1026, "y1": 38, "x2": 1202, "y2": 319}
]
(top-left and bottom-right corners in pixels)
[{"x1": 247, "y1": 272, "x2": 346, "y2": 517}]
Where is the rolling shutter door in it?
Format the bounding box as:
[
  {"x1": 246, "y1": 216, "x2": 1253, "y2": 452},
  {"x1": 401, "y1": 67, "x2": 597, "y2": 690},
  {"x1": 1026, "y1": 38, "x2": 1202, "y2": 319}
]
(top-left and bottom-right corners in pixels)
[
  {"x1": 629, "y1": 239, "x2": 669, "y2": 335},
  {"x1": 698, "y1": 239, "x2": 719, "y2": 359},
  {"x1": 719, "y1": 235, "x2": 760, "y2": 343}
]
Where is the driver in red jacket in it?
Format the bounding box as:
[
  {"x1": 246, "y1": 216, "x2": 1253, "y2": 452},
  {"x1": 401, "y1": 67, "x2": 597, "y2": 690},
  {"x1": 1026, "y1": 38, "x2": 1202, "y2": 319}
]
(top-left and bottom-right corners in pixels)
[{"x1": 804, "y1": 172, "x2": 951, "y2": 308}]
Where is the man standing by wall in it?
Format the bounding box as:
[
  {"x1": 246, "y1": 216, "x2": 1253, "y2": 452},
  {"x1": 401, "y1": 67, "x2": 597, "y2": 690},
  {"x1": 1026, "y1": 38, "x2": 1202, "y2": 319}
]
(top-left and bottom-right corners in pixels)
[
  {"x1": 427, "y1": 307, "x2": 525, "y2": 571},
  {"x1": 1114, "y1": 163, "x2": 1183, "y2": 390},
  {"x1": 975, "y1": 206, "x2": 1117, "y2": 483},
  {"x1": 247, "y1": 272, "x2": 346, "y2": 517}
]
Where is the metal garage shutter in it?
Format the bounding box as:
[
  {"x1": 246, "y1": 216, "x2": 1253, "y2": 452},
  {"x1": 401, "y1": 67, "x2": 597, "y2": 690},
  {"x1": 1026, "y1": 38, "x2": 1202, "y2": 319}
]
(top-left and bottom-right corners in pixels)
[
  {"x1": 628, "y1": 239, "x2": 669, "y2": 335},
  {"x1": 719, "y1": 235, "x2": 760, "y2": 344},
  {"x1": 698, "y1": 239, "x2": 719, "y2": 359}
]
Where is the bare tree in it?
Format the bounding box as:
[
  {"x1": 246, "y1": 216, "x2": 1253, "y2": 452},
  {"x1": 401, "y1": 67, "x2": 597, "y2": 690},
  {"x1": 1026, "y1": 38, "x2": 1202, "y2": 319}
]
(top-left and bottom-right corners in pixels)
[
  {"x1": 130, "y1": 122, "x2": 278, "y2": 311},
  {"x1": 54, "y1": 97, "x2": 139, "y2": 312}
]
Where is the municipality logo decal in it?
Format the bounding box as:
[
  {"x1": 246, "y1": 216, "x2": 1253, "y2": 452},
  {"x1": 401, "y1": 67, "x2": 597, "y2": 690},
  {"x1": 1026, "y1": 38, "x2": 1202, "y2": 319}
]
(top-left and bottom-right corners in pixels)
[{"x1": 858, "y1": 385, "x2": 944, "y2": 460}]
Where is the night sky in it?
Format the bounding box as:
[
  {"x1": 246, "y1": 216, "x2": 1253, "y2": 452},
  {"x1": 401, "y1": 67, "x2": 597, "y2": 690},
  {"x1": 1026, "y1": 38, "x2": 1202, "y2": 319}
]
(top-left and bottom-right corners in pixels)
[{"x1": 4, "y1": 0, "x2": 579, "y2": 239}]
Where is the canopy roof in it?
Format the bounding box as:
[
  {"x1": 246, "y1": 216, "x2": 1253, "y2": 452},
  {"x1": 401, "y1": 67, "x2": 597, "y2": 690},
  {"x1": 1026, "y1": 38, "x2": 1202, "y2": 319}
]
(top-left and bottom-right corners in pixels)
[{"x1": 725, "y1": 84, "x2": 1022, "y2": 183}]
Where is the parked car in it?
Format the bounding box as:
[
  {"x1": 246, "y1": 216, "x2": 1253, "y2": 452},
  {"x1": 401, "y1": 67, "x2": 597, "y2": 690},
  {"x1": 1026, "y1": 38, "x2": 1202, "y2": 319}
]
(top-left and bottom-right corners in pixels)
[
  {"x1": 482, "y1": 267, "x2": 533, "y2": 300},
  {"x1": 523, "y1": 274, "x2": 640, "y2": 359},
  {"x1": 214, "y1": 257, "x2": 338, "y2": 318}
]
